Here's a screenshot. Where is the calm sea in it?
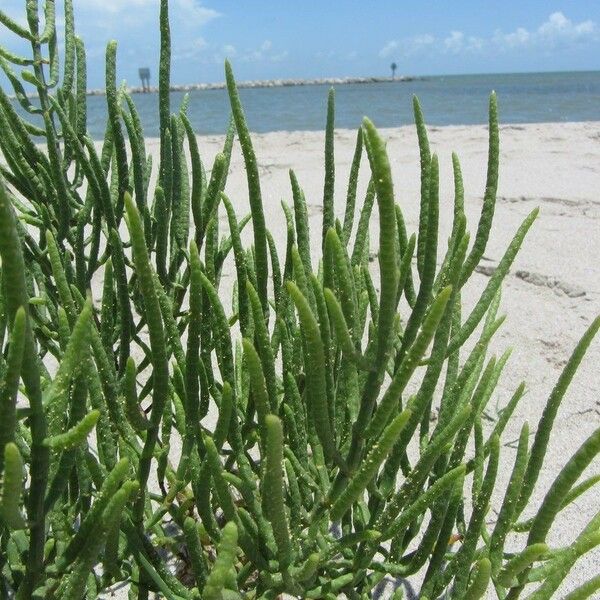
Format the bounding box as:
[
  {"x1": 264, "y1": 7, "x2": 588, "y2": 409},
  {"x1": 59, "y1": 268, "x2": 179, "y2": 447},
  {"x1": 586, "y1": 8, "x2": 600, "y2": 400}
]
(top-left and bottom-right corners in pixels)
[{"x1": 16, "y1": 71, "x2": 600, "y2": 139}]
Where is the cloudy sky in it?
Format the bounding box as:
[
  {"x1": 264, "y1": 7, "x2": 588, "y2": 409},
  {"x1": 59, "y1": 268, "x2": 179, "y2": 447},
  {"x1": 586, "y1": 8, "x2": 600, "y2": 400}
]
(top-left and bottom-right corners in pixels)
[{"x1": 1, "y1": 0, "x2": 599, "y2": 88}]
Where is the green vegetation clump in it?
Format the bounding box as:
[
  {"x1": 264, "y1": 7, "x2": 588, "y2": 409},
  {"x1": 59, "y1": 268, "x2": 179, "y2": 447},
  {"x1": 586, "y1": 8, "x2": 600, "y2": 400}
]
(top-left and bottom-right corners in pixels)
[{"x1": 0, "y1": 1, "x2": 599, "y2": 599}]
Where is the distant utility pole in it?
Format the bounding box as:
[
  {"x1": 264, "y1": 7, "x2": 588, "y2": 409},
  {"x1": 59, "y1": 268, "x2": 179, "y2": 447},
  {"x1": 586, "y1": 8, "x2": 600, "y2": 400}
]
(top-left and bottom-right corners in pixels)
[
  {"x1": 139, "y1": 68, "x2": 151, "y2": 92},
  {"x1": 390, "y1": 62, "x2": 397, "y2": 79}
]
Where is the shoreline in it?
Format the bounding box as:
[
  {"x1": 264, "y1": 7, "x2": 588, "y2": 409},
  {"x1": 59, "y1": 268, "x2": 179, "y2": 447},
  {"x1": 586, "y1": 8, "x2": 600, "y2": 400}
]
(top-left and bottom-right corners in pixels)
[
  {"x1": 85, "y1": 120, "x2": 600, "y2": 142},
  {"x1": 144, "y1": 119, "x2": 600, "y2": 142},
  {"x1": 230, "y1": 119, "x2": 600, "y2": 135}
]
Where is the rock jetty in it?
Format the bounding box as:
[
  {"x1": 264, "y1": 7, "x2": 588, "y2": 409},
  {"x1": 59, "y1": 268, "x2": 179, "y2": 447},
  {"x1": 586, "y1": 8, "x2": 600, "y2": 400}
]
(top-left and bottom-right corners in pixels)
[{"x1": 86, "y1": 75, "x2": 417, "y2": 96}]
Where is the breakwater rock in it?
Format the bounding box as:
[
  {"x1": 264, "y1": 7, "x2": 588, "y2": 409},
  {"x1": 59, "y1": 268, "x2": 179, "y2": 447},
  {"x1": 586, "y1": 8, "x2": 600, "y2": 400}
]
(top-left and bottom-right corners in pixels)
[{"x1": 86, "y1": 75, "x2": 418, "y2": 96}]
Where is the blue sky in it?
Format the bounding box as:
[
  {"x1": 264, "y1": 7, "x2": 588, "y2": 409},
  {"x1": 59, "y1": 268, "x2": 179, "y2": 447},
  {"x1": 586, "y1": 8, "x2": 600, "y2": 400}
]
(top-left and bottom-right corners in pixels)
[{"x1": 1, "y1": 1, "x2": 599, "y2": 88}]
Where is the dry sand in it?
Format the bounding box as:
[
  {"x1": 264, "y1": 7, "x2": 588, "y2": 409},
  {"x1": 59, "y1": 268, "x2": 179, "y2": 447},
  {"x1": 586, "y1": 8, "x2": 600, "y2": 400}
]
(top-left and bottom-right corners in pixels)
[{"x1": 108, "y1": 121, "x2": 600, "y2": 598}]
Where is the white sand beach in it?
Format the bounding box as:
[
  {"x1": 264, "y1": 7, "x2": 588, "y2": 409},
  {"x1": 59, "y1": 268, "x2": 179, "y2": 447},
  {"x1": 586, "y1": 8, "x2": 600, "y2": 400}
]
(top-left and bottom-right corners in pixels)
[{"x1": 104, "y1": 120, "x2": 600, "y2": 598}]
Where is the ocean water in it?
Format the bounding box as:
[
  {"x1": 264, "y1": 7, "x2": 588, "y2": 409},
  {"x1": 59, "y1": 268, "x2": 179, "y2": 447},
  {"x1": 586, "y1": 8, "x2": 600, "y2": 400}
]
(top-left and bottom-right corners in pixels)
[{"x1": 15, "y1": 70, "x2": 600, "y2": 139}]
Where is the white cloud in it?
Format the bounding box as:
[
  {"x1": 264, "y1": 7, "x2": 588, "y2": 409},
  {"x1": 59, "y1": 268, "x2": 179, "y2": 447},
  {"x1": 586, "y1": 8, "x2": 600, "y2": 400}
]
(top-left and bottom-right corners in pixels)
[
  {"x1": 173, "y1": 36, "x2": 207, "y2": 60},
  {"x1": 494, "y1": 12, "x2": 597, "y2": 50},
  {"x1": 240, "y1": 40, "x2": 287, "y2": 63},
  {"x1": 79, "y1": 0, "x2": 153, "y2": 12},
  {"x1": 408, "y1": 34, "x2": 435, "y2": 54},
  {"x1": 315, "y1": 50, "x2": 335, "y2": 59},
  {"x1": 269, "y1": 50, "x2": 289, "y2": 62},
  {"x1": 208, "y1": 40, "x2": 287, "y2": 65},
  {"x1": 173, "y1": 0, "x2": 220, "y2": 26},
  {"x1": 78, "y1": 0, "x2": 219, "y2": 24},
  {"x1": 442, "y1": 31, "x2": 483, "y2": 54},
  {"x1": 222, "y1": 44, "x2": 236, "y2": 57},
  {"x1": 379, "y1": 34, "x2": 434, "y2": 58},
  {"x1": 466, "y1": 36, "x2": 484, "y2": 51},
  {"x1": 379, "y1": 40, "x2": 399, "y2": 58},
  {"x1": 538, "y1": 11, "x2": 595, "y2": 39},
  {"x1": 494, "y1": 27, "x2": 530, "y2": 48},
  {"x1": 444, "y1": 31, "x2": 464, "y2": 53},
  {"x1": 379, "y1": 11, "x2": 597, "y2": 60}
]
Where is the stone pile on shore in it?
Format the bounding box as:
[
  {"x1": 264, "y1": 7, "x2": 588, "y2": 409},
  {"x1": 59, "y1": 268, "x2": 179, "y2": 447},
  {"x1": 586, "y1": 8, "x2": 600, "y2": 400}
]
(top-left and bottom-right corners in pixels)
[{"x1": 86, "y1": 75, "x2": 417, "y2": 96}]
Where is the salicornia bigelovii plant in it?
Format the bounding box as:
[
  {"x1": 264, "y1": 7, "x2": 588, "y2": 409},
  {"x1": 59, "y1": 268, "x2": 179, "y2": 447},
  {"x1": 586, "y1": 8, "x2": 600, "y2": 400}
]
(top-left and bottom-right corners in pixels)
[{"x1": 0, "y1": 1, "x2": 599, "y2": 599}]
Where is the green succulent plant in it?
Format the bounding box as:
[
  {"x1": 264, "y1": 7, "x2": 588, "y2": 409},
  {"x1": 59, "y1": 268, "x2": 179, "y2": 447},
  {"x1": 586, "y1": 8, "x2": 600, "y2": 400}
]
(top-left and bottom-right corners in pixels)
[{"x1": 0, "y1": 1, "x2": 599, "y2": 599}]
